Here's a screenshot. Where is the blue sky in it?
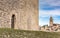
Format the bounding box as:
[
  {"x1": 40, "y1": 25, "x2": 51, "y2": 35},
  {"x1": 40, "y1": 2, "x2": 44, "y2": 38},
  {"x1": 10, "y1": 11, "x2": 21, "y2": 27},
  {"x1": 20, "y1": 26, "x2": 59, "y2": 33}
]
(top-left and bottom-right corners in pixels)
[{"x1": 39, "y1": 0, "x2": 60, "y2": 26}]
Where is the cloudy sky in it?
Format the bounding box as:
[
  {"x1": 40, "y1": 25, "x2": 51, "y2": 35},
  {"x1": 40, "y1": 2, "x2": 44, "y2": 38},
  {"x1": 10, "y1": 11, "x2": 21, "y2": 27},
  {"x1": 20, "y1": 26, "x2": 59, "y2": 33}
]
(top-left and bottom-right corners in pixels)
[{"x1": 39, "y1": 0, "x2": 60, "y2": 26}]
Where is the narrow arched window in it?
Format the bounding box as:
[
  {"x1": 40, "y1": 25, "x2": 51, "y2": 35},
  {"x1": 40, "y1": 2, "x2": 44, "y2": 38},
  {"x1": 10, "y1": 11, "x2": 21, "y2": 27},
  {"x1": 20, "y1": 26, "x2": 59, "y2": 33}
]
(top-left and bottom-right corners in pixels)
[{"x1": 11, "y1": 14, "x2": 15, "y2": 28}]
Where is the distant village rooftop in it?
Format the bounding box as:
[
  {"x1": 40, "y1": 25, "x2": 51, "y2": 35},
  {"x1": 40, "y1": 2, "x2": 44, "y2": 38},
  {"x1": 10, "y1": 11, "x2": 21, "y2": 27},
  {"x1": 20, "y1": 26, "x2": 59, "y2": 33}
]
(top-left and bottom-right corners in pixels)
[{"x1": 40, "y1": 16, "x2": 60, "y2": 32}]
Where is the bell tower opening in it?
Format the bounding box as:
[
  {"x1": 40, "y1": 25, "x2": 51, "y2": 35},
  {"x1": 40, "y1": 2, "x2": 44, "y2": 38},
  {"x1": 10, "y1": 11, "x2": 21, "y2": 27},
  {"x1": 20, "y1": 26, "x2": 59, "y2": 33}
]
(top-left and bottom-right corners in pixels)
[{"x1": 11, "y1": 14, "x2": 15, "y2": 28}]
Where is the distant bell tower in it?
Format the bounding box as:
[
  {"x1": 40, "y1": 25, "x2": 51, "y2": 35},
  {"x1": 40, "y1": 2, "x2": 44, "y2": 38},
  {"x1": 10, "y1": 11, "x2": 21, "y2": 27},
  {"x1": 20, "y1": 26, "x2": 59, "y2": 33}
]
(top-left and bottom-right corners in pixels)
[{"x1": 49, "y1": 16, "x2": 53, "y2": 26}]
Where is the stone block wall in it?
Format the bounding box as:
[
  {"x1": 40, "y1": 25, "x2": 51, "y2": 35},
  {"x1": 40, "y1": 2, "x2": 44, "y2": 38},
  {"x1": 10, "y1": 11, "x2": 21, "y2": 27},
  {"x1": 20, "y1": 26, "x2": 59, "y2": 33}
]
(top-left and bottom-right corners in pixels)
[{"x1": 0, "y1": 0, "x2": 39, "y2": 30}]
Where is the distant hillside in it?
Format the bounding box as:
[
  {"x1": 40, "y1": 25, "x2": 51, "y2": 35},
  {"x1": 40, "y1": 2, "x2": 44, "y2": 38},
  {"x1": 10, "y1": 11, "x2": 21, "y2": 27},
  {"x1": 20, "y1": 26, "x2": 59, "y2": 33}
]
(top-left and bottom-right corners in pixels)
[{"x1": 0, "y1": 28, "x2": 60, "y2": 38}]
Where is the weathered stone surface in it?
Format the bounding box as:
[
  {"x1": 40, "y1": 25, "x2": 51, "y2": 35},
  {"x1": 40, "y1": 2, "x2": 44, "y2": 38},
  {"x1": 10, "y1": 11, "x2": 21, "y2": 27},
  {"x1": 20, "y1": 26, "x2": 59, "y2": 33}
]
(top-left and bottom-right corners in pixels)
[{"x1": 0, "y1": 0, "x2": 39, "y2": 30}]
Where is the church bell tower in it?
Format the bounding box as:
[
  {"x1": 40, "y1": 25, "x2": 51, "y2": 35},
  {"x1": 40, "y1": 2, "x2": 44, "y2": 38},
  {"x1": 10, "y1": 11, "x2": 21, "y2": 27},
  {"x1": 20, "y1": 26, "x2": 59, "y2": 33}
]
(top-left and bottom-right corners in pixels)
[{"x1": 49, "y1": 16, "x2": 53, "y2": 26}]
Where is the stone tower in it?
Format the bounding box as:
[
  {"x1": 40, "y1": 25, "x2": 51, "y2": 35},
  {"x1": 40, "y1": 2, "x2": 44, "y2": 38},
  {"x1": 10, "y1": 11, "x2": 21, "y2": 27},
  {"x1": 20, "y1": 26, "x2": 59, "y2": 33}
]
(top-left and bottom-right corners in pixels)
[
  {"x1": 0, "y1": 0, "x2": 39, "y2": 30},
  {"x1": 49, "y1": 16, "x2": 53, "y2": 26}
]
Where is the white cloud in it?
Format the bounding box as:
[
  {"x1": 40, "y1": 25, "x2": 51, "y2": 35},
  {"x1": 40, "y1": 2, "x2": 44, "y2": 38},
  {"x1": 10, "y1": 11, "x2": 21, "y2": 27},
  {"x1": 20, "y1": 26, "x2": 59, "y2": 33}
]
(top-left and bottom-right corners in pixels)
[
  {"x1": 39, "y1": 10, "x2": 60, "y2": 17},
  {"x1": 41, "y1": 0, "x2": 60, "y2": 6},
  {"x1": 39, "y1": 10, "x2": 60, "y2": 26},
  {"x1": 39, "y1": 0, "x2": 60, "y2": 26}
]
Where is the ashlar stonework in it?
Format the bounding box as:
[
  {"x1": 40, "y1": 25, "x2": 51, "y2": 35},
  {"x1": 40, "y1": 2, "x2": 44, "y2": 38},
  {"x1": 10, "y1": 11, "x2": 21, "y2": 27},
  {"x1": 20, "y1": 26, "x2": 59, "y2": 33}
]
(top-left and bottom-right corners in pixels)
[{"x1": 0, "y1": 0, "x2": 39, "y2": 30}]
